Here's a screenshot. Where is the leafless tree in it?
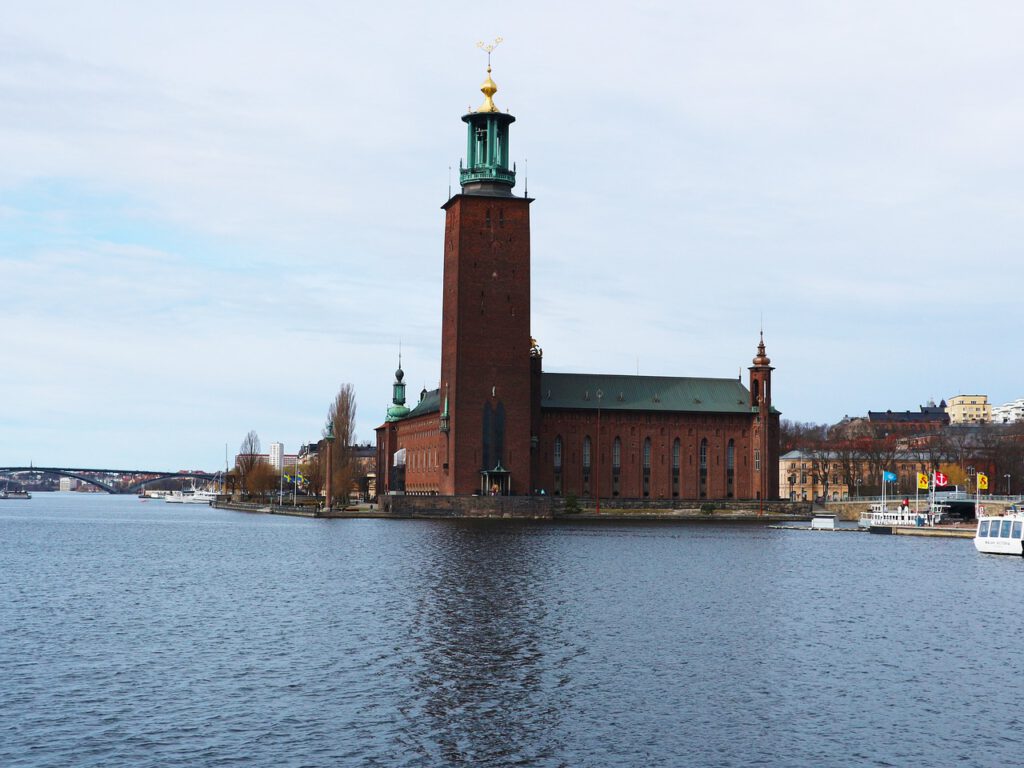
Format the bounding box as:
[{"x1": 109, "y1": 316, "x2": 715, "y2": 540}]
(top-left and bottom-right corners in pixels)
[
  {"x1": 779, "y1": 420, "x2": 829, "y2": 452},
  {"x1": 327, "y1": 384, "x2": 357, "y2": 503},
  {"x1": 246, "y1": 459, "x2": 277, "y2": 499},
  {"x1": 237, "y1": 430, "x2": 261, "y2": 493}
]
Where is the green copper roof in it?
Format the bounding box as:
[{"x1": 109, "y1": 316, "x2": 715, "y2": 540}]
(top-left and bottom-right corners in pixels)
[
  {"x1": 540, "y1": 373, "x2": 756, "y2": 414},
  {"x1": 404, "y1": 388, "x2": 441, "y2": 419}
]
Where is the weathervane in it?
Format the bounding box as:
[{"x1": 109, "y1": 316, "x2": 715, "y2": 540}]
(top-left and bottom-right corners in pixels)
[{"x1": 476, "y1": 37, "x2": 503, "y2": 68}]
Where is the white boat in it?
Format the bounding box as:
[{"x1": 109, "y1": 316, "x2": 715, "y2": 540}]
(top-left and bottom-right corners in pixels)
[
  {"x1": 858, "y1": 502, "x2": 934, "y2": 529},
  {"x1": 974, "y1": 507, "x2": 1024, "y2": 556},
  {"x1": 164, "y1": 490, "x2": 185, "y2": 503},
  {"x1": 181, "y1": 488, "x2": 217, "y2": 504}
]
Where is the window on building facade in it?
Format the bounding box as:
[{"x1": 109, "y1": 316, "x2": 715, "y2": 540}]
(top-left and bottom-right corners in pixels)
[
  {"x1": 582, "y1": 435, "x2": 592, "y2": 496},
  {"x1": 672, "y1": 438, "x2": 680, "y2": 498},
  {"x1": 642, "y1": 437, "x2": 651, "y2": 497},
  {"x1": 699, "y1": 437, "x2": 708, "y2": 498},
  {"x1": 612, "y1": 436, "x2": 621, "y2": 496},
  {"x1": 726, "y1": 439, "x2": 735, "y2": 498}
]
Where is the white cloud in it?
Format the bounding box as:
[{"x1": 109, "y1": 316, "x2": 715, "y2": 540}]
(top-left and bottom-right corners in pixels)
[{"x1": 2, "y1": 1, "x2": 1024, "y2": 467}]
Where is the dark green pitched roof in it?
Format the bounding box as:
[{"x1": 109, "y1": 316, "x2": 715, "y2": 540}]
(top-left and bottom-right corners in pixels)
[
  {"x1": 540, "y1": 372, "x2": 756, "y2": 414},
  {"x1": 405, "y1": 388, "x2": 441, "y2": 419}
]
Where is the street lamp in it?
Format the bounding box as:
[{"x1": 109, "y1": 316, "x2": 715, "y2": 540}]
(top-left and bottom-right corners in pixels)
[
  {"x1": 855, "y1": 478, "x2": 861, "y2": 498},
  {"x1": 1005, "y1": 473, "x2": 1011, "y2": 496},
  {"x1": 324, "y1": 420, "x2": 336, "y2": 511}
]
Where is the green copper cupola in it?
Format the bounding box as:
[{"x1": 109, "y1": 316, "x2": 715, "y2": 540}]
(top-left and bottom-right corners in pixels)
[
  {"x1": 385, "y1": 356, "x2": 410, "y2": 422},
  {"x1": 459, "y1": 64, "x2": 516, "y2": 196}
]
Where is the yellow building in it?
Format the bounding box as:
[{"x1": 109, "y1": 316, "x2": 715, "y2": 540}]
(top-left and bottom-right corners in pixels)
[
  {"x1": 779, "y1": 450, "x2": 933, "y2": 501},
  {"x1": 946, "y1": 394, "x2": 991, "y2": 425}
]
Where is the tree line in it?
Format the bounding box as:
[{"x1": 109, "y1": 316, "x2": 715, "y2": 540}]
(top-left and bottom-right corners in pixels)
[
  {"x1": 232, "y1": 383, "x2": 363, "y2": 506},
  {"x1": 781, "y1": 418, "x2": 1024, "y2": 497}
]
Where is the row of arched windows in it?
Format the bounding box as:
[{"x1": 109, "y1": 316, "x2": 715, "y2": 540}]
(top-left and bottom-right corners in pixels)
[{"x1": 552, "y1": 435, "x2": 739, "y2": 498}]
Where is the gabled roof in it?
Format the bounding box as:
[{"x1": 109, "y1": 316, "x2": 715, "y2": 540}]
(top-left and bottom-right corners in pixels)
[{"x1": 540, "y1": 372, "x2": 761, "y2": 414}]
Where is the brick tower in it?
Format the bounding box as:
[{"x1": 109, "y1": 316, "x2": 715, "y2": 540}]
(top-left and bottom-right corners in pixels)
[
  {"x1": 438, "y1": 61, "x2": 533, "y2": 496},
  {"x1": 748, "y1": 333, "x2": 779, "y2": 500}
]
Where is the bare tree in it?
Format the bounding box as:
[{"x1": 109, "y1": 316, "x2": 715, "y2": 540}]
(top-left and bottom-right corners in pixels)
[
  {"x1": 238, "y1": 430, "x2": 261, "y2": 493},
  {"x1": 303, "y1": 454, "x2": 325, "y2": 497},
  {"x1": 779, "y1": 420, "x2": 829, "y2": 452},
  {"x1": 247, "y1": 459, "x2": 277, "y2": 499},
  {"x1": 327, "y1": 384, "x2": 357, "y2": 504}
]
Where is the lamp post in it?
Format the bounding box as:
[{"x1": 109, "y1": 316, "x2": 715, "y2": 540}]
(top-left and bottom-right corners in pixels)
[
  {"x1": 855, "y1": 478, "x2": 861, "y2": 498},
  {"x1": 324, "y1": 421, "x2": 335, "y2": 512},
  {"x1": 595, "y1": 389, "x2": 603, "y2": 514},
  {"x1": 1005, "y1": 473, "x2": 1011, "y2": 496}
]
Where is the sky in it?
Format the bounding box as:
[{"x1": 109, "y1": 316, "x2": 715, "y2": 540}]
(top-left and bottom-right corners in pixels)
[{"x1": 2, "y1": 1, "x2": 1023, "y2": 471}]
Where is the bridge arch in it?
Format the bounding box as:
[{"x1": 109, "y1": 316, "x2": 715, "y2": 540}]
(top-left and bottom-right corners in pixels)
[{"x1": 0, "y1": 468, "x2": 219, "y2": 495}]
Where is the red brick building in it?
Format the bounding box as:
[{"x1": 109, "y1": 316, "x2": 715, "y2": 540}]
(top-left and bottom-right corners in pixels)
[{"x1": 375, "y1": 66, "x2": 780, "y2": 502}]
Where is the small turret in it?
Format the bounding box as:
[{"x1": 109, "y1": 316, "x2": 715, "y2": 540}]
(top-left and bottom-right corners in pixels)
[{"x1": 385, "y1": 355, "x2": 410, "y2": 422}]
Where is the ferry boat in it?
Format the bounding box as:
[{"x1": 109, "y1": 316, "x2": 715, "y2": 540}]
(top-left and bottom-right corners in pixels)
[
  {"x1": 858, "y1": 503, "x2": 935, "y2": 529},
  {"x1": 974, "y1": 507, "x2": 1024, "y2": 556},
  {"x1": 0, "y1": 488, "x2": 31, "y2": 500}
]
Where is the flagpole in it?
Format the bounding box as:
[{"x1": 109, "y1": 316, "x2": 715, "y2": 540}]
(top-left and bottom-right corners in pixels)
[{"x1": 931, "y1": 470, "x2": 935, "y2": 527}]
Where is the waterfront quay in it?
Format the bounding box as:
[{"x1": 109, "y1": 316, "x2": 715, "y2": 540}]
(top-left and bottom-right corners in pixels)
[{"x1": 215, "y1": 495, "x2": 813, "y2": 523}]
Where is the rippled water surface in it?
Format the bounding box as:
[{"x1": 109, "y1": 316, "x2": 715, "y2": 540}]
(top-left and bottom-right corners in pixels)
[{"x1": 2, "y1": 494, "x2": 1021, "y2": 767}]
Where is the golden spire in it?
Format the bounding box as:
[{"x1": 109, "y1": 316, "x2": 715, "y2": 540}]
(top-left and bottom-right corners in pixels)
[{"x1": 476, "y1": 37, "x2": 503, "y2": 113}]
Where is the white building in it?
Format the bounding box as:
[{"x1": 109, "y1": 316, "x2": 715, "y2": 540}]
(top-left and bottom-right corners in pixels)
[
  {"x1": 992, "y1": 398, "x2": 1024, "y2": 424},
  {"x1": 269, "y1": 442, "x2": 284, "y2": 471},
  {"x1": 59, "y1": 477, "x2": 79, "y2": 491}
]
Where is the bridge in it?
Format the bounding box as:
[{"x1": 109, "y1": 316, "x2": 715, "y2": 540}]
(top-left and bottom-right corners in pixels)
[{"x1": 0, "y1": 467, "x2": 220, "y2": 495}]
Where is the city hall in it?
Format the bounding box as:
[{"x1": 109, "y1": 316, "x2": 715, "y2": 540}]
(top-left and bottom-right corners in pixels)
[{"x1": 375, "y1": 62, "x2": 780, "y2": 503}]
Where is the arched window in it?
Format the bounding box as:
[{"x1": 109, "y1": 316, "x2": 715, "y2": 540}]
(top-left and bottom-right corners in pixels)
[
  {"x1": 672, "y1": 438, "x2": 681, "y2": 497},
  {"x1": 582, "y1": 435, "x2": 592, "y2": 496},
  {"x1": 642, "y1": 437, "x2": 652, "y2": 497},
  {"x1": 699, "y1": 438, "x2": 709, "y2": 498},
  {"x1": 553, "y1": 435, "x2": 563, "y2": 496},
  {"x1": 612, "y1": 437, "x2": 621, "y2": 496},
  {"x1": 726, "y1": 439, "x2": 735, "y2": 498}
]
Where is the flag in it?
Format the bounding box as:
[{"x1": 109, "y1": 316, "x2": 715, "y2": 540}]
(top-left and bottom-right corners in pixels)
[
  {"x1": 284, "y1": 474, "x2": 292, "y2": 483},
  {"x1": 917, "y1": 472, "x2": 929, "y2": 489},
  {"x1": 977, "y1": 472, "x2": 989, "y2": 490},
  {"x1": 883, "y1": 471, "x2": 897, "y2": 482},
  {"x1": 935, "y1": 471, "x2": 949, "y2": 485}
]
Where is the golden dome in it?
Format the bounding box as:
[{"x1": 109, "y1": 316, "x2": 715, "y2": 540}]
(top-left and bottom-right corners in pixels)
[{"x1": 478, "y1": 66, "x2": 499, "y2": 113}]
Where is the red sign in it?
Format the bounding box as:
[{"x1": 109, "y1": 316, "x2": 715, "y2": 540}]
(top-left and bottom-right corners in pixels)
[{"x1": 934, "y1": 471, "x2": 949, "y2": 485}]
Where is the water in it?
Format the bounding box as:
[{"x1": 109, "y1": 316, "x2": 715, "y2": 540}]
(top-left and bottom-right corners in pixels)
[{"x1": 1, "y1": 494, "x2": 1020, "y2": 767}]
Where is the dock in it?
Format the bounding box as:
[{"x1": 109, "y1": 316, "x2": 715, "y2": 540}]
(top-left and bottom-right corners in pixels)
[{"x1": 769, "y1": 523, "x2": 974, "y2": 539}]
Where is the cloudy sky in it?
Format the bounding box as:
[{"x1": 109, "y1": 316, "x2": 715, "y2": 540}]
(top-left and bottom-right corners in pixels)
[{"x1": 2, "y1": 1, "x2": 1022, "y2": 470}]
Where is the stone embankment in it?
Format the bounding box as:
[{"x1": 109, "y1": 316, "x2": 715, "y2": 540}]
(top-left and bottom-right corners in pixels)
[{"x1": 215, "y1": 496, "x2": 812, "y2": 522}]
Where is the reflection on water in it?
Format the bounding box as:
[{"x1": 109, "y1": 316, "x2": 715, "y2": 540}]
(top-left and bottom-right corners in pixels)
[
  {"x1": 400, "y1": 523, "x2": 569, "y2": 765},
  {"x1": 1, "y1": 496, "x2": 1022, "y2": 767}
]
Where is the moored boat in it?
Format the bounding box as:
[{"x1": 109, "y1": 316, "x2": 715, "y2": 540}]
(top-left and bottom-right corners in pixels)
[{"x1": 974, "y1": 507, "x2": 1024, "y2": 556}]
